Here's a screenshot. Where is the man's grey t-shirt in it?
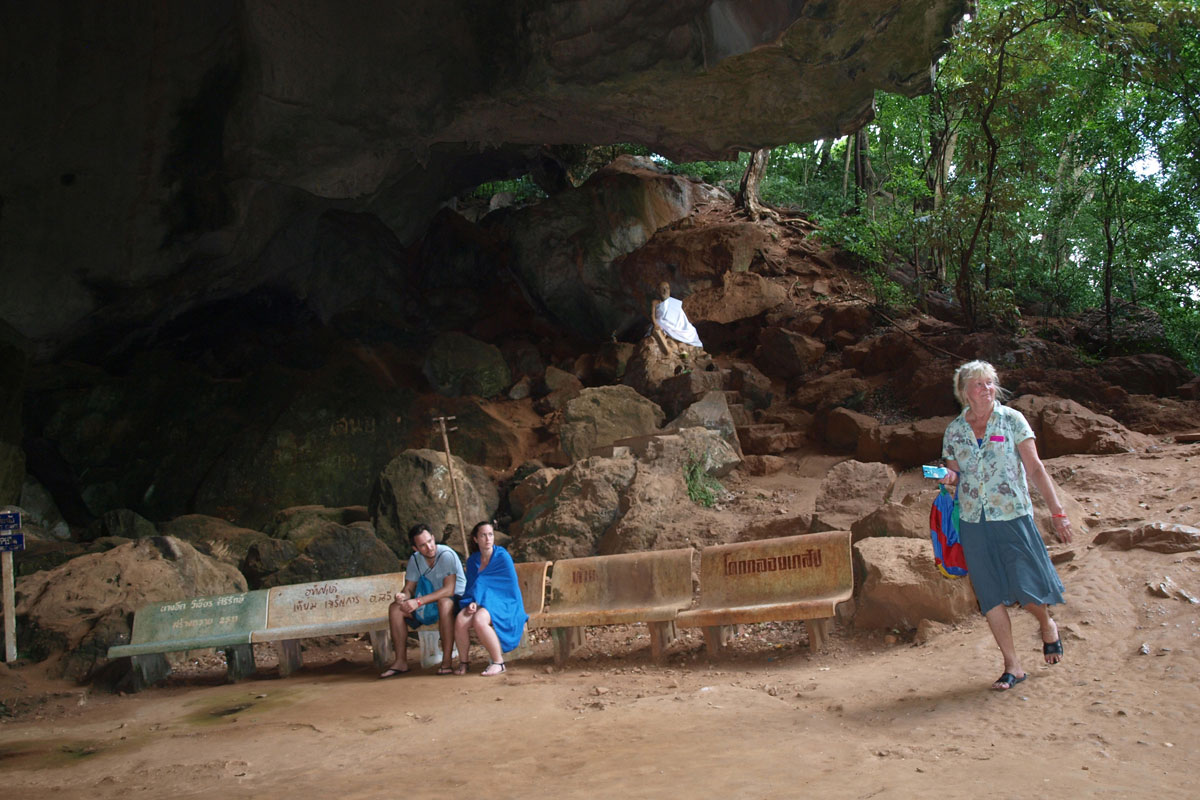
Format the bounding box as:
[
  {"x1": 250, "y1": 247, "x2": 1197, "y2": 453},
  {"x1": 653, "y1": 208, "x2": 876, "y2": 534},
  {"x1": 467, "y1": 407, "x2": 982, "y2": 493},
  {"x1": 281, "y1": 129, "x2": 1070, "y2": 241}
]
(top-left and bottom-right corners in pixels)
[{"x1": 406, "y1": 543, "x2": 466, "y2": 595}]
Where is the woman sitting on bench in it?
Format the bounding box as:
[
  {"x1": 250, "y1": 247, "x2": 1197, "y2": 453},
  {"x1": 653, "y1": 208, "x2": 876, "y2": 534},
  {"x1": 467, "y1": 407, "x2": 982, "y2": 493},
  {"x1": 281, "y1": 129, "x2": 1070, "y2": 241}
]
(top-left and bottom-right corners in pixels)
[{"x1": 453, "y1": 521, "x2": 528, "y2": 676}]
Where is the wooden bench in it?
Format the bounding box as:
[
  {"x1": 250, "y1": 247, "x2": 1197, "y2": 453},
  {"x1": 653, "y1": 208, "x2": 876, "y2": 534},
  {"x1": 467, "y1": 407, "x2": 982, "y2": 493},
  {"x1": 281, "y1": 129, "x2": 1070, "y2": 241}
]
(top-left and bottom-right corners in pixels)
[
  {"x1": 676, "y1": 531, "x2": 853, "y2": 654},
  {"x1": 108, "y1": 589, "x2": 269, "y2": 688},
  {"x1": 250, "y1": 573, "x2": 401, "y2": 676},
  {"x1": 535, "y1": 549, "x2": 693, "y2": 665}
]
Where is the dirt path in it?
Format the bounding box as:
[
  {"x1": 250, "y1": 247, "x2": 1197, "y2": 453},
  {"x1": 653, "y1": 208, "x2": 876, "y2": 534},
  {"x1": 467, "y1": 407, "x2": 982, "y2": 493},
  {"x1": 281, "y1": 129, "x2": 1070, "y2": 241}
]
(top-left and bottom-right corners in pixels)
[{"x1": 3, "y1": 447, "x2": 1198, "y2": 798}]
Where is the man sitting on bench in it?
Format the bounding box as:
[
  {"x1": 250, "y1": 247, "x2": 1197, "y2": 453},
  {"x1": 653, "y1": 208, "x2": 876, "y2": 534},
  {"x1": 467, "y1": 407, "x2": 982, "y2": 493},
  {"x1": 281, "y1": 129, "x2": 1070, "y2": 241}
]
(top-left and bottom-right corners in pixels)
[{"x1": 379, "y1": 523, "x2": 466, "y2": 677}]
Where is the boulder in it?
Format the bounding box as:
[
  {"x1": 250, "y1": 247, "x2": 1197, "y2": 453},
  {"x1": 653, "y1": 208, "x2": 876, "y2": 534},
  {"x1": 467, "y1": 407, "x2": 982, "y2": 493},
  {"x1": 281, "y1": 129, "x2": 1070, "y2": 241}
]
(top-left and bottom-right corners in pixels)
[
  {"x1": 631, "y1": 366, "x2": 724, "y2": 420},
  {"x1": 849, "y1": 491, "x2": 938, "y2": 543},
  {"x1": 84, "y1": 509, "x2": 158, "y2": 543},
  {"x1": 667, "y1": 391, "x2": 743, "y2": 458},
  {"x1": 683, "y1": 270, "x2": 789, "y2": 325},
  {"x1": 1010, "y1": 395, "x2": 1156, "y2": 457},
  {"x1": 1094, "y1": 522, "x2": 1200, "y2": 554},
  {"x1": 17, "y1": 477, "x2": 71, "y2": 540},
  {"x1": 826, "y1": 407, "x2": 878, "y2": 453},
  {"x1": 509, "y1": 457, "x2": 638, "y2": 561},
  {"x1": 755, "y1": 327, "x2": 825, "y2": 380},
  {"x1": 241, "y1": 538, "x2": 302, "y2": 589},
  {"x1": 617, "y1": 221, "x2": 773, "y2": 295},
  {"x1": 369, "y1": 448, "x2": 499, "y2": 557},
  {"x1": 560, "y1": 385, "x2": 665, "y2": 463},
  {"x1": 853, "y1": 537, "x2": 979, "y2": 630},
  {"x1": 14, "y1": 536, "x2": 247, "y2": 682},
  {"x1": 810, "y1": 460, "x2": 896, "y2": 532},
  {"x1": 543, "y1": 364, "x2": 583, "y2": 394},
  {"x1": 407, "y1": 394, "x2": 526, "y2": 471},
  {"x1": 9, "y1": 521, "x2": 88, "y2": 577},
  {"x1": 507, "y1": 376, "x2": 532, "y2": 400},
  {"x1": 591, "y1": 342, "x2": 636, "y2": 385},
  {"x1": 817, "y1": 302, "x2": 875, "y2": 340},
  {"x1": 739, "y1": 515, "x2": 811, "y2": 541},
  {"x1": 256, "y1": 520, "x2": 403, "y2": 587},
  {"x1": 620, "y1": 427, "x2": 742, "y2": 479},
  {"x1": 1096, "y1": 354, "x2": 1193, "y2": 397},
  {"x1": 741, "y1": 455, "x2": 788, "y2": 476},
  {"x1": 422, "y1": 331, "x2": 512, "y2": 398},
  {"x1": 877, "y1": 416, "x2": 954, "y2": 466},
  {"x1": 266, "y1": 504, "x2": 372, "y2": 538},
  {"x1": 841, "y1": 331, "x2": 918, "y2": 375},
  {"x1": 727, "y1": 361, "x2": 774, "y2": 412},
  {"x1": 793, "y1": 369, "x2": 870, "y2": 412},
  {"x1": 159, "y1": 514, "x2": 272, "y2": 567},
  {"x1": 597, "y1": 465, "x2": 687, "y2": 554}
]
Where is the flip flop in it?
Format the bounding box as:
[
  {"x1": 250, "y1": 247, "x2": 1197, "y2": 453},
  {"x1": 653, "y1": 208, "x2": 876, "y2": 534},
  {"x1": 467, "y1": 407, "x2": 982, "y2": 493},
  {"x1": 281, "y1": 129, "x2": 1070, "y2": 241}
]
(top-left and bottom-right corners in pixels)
[
  {"x1": 993, "y1": 672, "x2": 1026, "y2": 691},
  {"x1": 481, "y1": 661, "x2": 507, "y2": 676},
  {"x1": 1043, "y1": 638, "x2": 1064, "y2": 664},
  {"x1": 378, "y1": 667, "x2": 411, "y2": 679},
  {"x1": 436, "y1": 666, "x2": 455, "y2": 675}
]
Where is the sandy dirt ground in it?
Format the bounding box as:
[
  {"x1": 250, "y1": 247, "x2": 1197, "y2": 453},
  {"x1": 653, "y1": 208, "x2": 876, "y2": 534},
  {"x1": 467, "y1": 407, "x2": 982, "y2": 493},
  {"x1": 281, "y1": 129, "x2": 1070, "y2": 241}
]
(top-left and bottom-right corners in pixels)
[{"x1": 3, "y1": 444, "x2": 1199, "y2": 799}]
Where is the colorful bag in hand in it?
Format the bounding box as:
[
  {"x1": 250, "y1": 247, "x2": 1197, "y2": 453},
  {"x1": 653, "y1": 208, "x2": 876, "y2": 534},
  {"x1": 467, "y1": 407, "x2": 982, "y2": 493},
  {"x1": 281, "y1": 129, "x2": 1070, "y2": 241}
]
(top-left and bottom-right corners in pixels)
[{"x1": 929, "y1": 485, "x2": 968, "y2": 578}]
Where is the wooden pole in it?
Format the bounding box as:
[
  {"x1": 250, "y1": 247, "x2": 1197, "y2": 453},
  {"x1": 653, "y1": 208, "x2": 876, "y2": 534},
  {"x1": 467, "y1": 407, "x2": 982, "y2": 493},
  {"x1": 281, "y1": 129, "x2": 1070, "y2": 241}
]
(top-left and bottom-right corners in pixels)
[
  {"x1": 3, "y1": 551, "x2": 15, "y2": 662},
  {"x1": 434, "y1": 415, "x2": 470, "y2": 556}
]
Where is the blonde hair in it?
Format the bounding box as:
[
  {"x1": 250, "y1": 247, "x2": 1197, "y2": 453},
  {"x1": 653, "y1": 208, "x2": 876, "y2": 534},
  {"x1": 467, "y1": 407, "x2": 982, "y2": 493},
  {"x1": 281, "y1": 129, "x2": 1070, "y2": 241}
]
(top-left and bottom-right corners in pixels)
[{"x1": 953, "y1": 360, "x2": 1010, "y2": 408}]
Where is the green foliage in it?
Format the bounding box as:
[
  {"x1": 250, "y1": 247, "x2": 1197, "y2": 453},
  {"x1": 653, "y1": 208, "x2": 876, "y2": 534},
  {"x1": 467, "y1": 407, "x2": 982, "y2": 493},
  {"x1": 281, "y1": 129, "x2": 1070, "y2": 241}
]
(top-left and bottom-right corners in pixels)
[
  {"x1": 469, "y1": 176, "x2": 546, "y2": 203},
  {"x1": 684, "y1": 453, "x2": 724, "y2": 508}
]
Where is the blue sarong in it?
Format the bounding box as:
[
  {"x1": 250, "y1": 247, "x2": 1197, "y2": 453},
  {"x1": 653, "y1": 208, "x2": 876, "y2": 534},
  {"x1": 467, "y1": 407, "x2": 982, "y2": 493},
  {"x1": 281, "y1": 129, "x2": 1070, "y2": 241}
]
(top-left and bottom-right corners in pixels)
[{"x1": 461, "y1": 545, "x2": 529, "y2": 653}]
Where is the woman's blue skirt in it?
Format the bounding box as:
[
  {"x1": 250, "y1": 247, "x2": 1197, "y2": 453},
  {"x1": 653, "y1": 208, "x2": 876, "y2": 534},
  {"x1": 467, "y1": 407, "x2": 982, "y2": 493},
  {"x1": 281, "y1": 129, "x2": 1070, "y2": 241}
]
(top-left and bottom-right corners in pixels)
[{"x1": 959, "y1": 512, "x2": 1065, "y2": 614}]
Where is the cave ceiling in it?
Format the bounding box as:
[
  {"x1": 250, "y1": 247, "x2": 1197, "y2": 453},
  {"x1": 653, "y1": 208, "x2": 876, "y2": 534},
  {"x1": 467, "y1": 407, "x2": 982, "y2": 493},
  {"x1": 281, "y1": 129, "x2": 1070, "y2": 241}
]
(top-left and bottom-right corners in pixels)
[{"x1": 1, "y1": 1, "x2": 968, "y2": 359}]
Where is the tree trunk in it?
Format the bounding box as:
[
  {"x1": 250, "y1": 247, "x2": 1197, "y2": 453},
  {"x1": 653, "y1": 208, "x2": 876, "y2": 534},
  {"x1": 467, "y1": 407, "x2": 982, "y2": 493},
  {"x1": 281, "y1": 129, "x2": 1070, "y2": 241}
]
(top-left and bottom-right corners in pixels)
[
  {"x1": 853, "y1": 128, "x2": 878, "y2": 210},
  {"x1": 737, "y1": 148, "x2": 775, "y2": 221}
]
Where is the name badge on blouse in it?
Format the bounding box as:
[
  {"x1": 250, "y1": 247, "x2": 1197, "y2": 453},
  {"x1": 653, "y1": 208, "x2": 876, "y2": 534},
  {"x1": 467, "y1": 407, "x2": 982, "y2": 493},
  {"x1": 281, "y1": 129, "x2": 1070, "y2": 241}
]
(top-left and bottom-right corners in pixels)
[{"x1": 989, "y1": 435, "x2": 1005, "y2": 442}]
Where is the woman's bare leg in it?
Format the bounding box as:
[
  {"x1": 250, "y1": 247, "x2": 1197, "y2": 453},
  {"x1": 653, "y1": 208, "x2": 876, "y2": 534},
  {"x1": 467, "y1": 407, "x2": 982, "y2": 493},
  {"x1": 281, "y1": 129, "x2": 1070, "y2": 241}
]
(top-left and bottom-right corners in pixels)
[{"x1": 983, "y1": 604, "x2": 1025, "y2": 688}]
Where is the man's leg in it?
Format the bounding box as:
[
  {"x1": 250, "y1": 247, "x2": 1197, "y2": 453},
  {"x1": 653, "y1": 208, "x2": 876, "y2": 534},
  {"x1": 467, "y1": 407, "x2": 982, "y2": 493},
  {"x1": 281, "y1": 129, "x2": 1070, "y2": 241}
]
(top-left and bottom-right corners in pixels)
[
  {"x1": 436, "y1": 596, "x2": 456, "y2": 671},
  {"x1": 453, "y1": 609, "x2": 472, "y2": 674},
  {"x1": 382, "y1": 600, "x2": 411, "y2": 673}
]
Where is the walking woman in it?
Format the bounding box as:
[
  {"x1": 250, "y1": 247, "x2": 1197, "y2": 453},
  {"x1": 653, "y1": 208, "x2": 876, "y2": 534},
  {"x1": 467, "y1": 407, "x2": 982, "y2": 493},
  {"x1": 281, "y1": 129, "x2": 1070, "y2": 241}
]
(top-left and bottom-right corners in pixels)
[{"x1": 940, "y1": 361, "x2": 1072, "y2": 691}]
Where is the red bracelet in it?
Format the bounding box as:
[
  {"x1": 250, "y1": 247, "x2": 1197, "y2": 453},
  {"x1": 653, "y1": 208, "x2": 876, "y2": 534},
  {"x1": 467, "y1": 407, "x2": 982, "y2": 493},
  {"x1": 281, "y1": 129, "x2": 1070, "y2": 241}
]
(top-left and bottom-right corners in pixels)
[{"x1": 1052, "y1": 513, "x2": 1068, "y2": 519}]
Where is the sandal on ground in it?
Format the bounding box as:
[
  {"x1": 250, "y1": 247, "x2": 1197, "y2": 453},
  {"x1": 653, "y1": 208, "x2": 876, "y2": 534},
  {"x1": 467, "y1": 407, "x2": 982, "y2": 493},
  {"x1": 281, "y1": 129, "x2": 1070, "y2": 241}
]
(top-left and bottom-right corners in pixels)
[
  {"x1": 992, "y1": 672, "x2": 1026, "y2": 691},
  {"x1": 379, "y1": 666, "x2": 411, "y2": 679},
  {"x1": 436, "y1": 666, "x2": 455, "y2": 675},
  {"x1": 1043, "y1": 638, "x2": 1064, "y2": 664},
  {"x1": 481, "y1": 661, "x2": 507, "y2": 676},
  {"x1": 452, "y1": 662, "x2": 470, "y2": 676}
]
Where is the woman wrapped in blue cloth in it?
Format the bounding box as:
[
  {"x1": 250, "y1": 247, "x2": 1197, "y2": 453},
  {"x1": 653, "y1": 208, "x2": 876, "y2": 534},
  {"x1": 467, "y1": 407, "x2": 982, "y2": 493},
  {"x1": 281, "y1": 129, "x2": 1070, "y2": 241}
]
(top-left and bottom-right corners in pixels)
[
  {"x1": 452, "y1": 521, "x2": 529, "y2": 676},
  {"x1": 940, "y1": 361, "x2": 1072, "y2": 692}
]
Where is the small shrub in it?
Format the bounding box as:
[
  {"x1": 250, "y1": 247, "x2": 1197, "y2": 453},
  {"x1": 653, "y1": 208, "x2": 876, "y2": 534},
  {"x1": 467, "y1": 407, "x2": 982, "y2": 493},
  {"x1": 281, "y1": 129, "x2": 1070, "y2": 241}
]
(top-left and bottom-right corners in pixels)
[{"x1": 684, "y1": 454, "x2": 724, "y2": 508}]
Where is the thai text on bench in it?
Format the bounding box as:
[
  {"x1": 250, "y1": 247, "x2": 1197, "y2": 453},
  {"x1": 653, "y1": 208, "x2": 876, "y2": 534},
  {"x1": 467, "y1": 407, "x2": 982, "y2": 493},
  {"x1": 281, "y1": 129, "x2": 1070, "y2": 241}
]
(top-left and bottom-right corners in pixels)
[{"x1": 723, "y1": 548, "x2": 823, "y2": 576}]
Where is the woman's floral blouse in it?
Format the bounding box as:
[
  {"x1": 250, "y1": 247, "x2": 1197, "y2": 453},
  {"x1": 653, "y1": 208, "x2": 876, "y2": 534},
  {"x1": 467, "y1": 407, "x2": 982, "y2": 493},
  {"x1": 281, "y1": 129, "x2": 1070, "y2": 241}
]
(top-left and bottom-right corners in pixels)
[{"x1": 942, "y1": 402, "x2": 1036, "y2": 523}]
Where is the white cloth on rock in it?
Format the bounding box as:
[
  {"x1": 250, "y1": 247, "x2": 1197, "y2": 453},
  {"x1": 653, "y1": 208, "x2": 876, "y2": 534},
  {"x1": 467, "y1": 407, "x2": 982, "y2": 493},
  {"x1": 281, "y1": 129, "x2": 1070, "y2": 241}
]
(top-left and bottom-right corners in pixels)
[{"x1": 654, "y1": 296, "x2": 703, "y2": 348}]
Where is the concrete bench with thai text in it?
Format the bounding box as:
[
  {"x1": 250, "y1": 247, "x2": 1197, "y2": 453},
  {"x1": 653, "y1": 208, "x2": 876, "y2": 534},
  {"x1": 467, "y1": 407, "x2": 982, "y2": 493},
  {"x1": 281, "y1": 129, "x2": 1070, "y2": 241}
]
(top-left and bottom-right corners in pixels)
[
  {"x1": 515, "y1": 560, "x2": 551, "y2": 628},
  {"x1": 500, "y1": 559, "x2": 552, "y2": 660},
  {"x1": 107, "y1": 589, "x2": 269, "y2": 688},
  {"x1": 249, "y1": 573, "x2": 400, "y2": 676},
  {"x1": 675, "y1": 531, "x2": 853, "y2": 654},
  {"x1": 536, "y1": 549, "x2": 693, "y2": 665}
]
